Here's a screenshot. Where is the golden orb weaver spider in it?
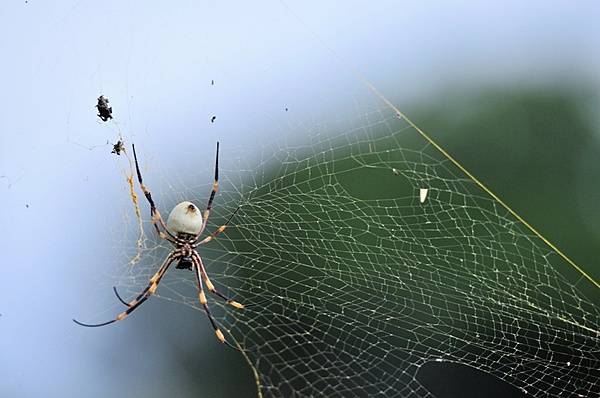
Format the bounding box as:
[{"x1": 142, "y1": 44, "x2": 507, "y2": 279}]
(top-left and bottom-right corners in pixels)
[{"x1": 73, "y1": 142, "x2": 244, "y2": 347}]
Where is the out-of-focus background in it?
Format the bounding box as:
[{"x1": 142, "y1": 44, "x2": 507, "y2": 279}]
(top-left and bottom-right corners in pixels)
[{"x1": 1, "y1": 1, "x2": 599, "y2": 397}]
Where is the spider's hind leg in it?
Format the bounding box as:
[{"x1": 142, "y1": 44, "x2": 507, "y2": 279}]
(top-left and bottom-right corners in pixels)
[
  {"x1": 192, "y1": 253, "x2": 244, "y2": 309},
  {"x1": 73, "y1": 253, "x2": 177, "y2": 327},
  {"x1": 191, "y1": 260, "x2": 227, "y2": 344},
  {"x1": 113, "y1": 286, "x2": 131, "y2": 307}
]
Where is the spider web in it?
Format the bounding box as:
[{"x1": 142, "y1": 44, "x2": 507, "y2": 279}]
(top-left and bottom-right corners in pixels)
[{"x1": 108, "y1": 100, "x2": 599, "y2": 398}]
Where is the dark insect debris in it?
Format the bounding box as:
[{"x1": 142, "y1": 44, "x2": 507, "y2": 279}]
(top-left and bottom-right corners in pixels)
[
  {"x1": 96, "y1": 95, "x2": 113, "y2": 122},
  {"x1": 111, "y1": 140, "x2": 125, "y2": 155},
  {"x1": 210, "y1": 116, "x2": 216, "y2": 123}
]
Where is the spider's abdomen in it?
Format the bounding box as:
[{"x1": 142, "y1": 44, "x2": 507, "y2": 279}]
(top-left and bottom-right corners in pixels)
[{"x1": 167, "y1": 201, "x2": 203, "y2": 235}]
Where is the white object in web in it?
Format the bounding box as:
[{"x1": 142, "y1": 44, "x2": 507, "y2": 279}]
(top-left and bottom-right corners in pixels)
[{"x1": 419, "y1": 188, "x2": 429, "y2": 203}]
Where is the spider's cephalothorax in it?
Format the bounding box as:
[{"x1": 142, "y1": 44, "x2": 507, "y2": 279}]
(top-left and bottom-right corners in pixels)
[
  {"x1": 176, "y1": 255, "x2": 194, "y2": 270},
  {"x1": 74, "y1": 142, "x2": 244, "y2": 349}
]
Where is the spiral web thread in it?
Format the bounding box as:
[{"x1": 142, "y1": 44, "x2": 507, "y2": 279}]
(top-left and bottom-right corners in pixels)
[{"x1": 112, "y1": 105, "x2": 599, "y2": 397}]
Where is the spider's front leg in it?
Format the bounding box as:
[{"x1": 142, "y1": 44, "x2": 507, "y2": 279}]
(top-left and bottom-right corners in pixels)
[
  {"x1": 132, "y1": 144, "x2": 178, "y2": 243},
  {"x1": 194, "y1": 206, "x2": 240, "y2": 247},
  {"x1": 192, "y1": 141, "x2": 220, "y2": 240}
]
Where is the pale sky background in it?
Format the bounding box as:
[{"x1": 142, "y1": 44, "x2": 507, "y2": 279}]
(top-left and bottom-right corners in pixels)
[{"x1": 0, "y1": 1, "x2": 599, "y2": 397}]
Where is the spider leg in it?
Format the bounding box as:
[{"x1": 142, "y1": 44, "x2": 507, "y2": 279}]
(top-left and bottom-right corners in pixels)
[
  {"x1": 73, "y1": 253, "x2": 177, "y2": 327},
  {"x1": 122, "y1": 250, "x2": 181, "y2": 305},
  {"x1": 112, "y1": 286, "x2": 130, "y2": 307},
  {"x1": 192, "y1": 265, "x2": 248, "y2": 352},
  {"x1": 194, "y1": 206, "x2": 240, "y2": 247},
  {"x1": 132, "y1": 144, "x2": 179, "y2": 243},
  {"x1": 191, "y1": 257, "x2": 240, "y2": 351},
  {"x1": 192, "y1": 253, "x2": 244, "y2": 309},
  {"x1": 196, "y1": 142, "x2": 220, "y2": 238}
]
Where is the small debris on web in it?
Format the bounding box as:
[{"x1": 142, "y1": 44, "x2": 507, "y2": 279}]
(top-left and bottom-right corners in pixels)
[
  {"x1": 96, "y1": 95, "x2": 113, "y2": 122},
  {"x1": 392, "y1": 168, "x2": 400, "y2": 176},
  {"x1": 211, "y1": 80, "x2": 215, "y2": 85},
  {"x1": 111, "y1": 140, "x2": 125, "y2": 155},
  {"x1": 126, "y1": 172, "x2": 145, "y2": 266},
  {"x1": 25, "y1": 204, "x2": 29, "y2": 208},
  {"x1": 211, "y1": 115, "x2": 217, "y2": 123},
  {"x1": 419, "y1": 188, "x2": 429, "y2": 203},
  {"x1": 285, "y1": 107, "x2": 288, "y2": 112}
]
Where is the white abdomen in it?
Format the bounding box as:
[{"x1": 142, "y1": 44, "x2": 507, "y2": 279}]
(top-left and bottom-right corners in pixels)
[{"x1": 167, "y1": 201, "x2": 204, "y2": 235}]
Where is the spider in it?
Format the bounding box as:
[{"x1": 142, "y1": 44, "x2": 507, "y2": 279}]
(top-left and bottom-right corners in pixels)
[{"x1": 73, "y1": 142, "x2": 244, "y2": 347}]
